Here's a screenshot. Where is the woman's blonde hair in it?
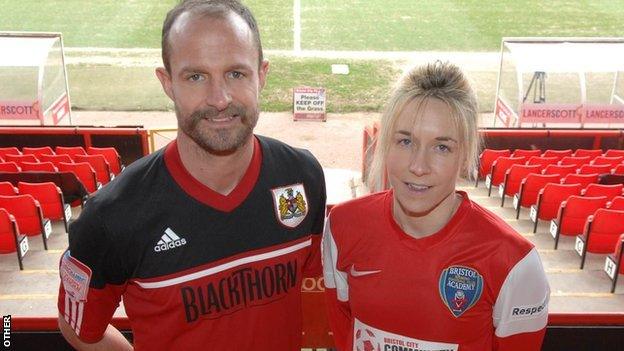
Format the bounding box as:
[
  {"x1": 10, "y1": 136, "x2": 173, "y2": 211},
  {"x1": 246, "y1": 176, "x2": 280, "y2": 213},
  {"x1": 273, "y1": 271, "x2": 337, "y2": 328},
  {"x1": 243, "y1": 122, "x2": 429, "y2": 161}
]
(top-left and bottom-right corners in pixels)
[{"x1": 368, "y1": 61, "x2": 480, "y2": 191}]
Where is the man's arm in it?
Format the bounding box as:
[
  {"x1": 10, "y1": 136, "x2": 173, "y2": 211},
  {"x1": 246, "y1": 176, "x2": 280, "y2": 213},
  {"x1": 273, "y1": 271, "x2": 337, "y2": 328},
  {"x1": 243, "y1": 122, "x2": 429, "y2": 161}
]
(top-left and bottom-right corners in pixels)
[{"x1": 58, "y1": 315, "x2": 132, "y2": 351}]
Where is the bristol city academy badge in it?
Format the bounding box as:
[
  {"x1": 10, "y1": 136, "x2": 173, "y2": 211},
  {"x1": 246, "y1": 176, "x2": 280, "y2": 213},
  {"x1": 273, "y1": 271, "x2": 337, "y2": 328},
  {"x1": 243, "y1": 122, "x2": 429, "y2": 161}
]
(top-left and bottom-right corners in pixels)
[
  {"x1": 271, "y1": 184, "x2": 308, "y2": 228},
  {"x1": 439, "y1": 265, "x2": 483, "y2": 317}
]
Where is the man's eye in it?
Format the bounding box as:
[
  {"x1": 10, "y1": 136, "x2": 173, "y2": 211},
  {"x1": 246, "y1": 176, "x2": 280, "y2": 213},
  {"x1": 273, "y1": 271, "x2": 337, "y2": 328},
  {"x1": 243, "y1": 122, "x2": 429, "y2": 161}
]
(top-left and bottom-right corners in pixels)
[
  {"x1": 188, "y1": 74, "x2": 203, "y2": 82},
  {"x1": 229, "y1": 71, "x2": 244, "y2": 79}
]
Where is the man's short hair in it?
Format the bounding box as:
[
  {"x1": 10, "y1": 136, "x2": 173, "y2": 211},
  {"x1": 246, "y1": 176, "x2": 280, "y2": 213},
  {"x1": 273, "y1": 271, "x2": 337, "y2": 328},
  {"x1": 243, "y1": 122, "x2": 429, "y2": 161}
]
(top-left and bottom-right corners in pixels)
[{"x1": 161, "y1": 0, "x2": 263, "y2": 72}]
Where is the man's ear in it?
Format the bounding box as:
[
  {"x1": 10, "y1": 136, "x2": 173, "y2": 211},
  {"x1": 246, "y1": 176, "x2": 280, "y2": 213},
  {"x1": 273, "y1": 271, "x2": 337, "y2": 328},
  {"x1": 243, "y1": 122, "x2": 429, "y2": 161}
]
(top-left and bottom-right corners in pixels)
[
  {"x1": 155, "y1": 67, "x2": 174, "y2": 101},
  {"x1": 258, "y1": 59, "x2": 270, "y2": 90}
]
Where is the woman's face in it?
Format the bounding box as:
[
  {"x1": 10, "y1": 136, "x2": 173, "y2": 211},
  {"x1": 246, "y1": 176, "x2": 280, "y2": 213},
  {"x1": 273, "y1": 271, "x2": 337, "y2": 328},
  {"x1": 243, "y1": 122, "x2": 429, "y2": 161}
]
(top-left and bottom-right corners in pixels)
[{"x1": 386, "y1": 97, "x2": 463, "y2": 220}]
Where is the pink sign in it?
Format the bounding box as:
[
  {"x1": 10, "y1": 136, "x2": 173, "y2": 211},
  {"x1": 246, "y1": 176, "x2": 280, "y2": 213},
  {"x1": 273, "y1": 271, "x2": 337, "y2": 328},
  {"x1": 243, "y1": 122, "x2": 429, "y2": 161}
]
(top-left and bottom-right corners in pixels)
[
  {"x1": 584, "y1": 105, "x2": 624, "y2": 124},
  {"x1": 495, "y1": 98, "x2": 516, "y2": 127},
  {"x1": 520, "y1": 103, "x2": 582, "y2": 124},
  {"x1": 0, "y1": 100, "x2": 40, "y2": 120},
  {"x1": 293, "y1": 87, "x2": 326, "y2": 122},
  {"x1": 50, "y1": 93, "x2": 69, "y2": 125}
]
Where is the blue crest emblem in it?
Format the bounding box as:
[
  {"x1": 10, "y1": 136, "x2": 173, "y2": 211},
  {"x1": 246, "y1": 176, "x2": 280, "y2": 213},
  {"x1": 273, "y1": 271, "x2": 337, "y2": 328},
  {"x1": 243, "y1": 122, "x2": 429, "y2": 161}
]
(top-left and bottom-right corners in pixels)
[{"x1": 439, "y1": 265, "x2": 483, "y2": 317}]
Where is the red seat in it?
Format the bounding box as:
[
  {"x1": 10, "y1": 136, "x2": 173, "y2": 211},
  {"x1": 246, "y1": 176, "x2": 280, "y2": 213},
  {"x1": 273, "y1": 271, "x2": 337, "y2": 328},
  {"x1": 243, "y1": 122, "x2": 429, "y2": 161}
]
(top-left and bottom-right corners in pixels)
[
  {"x1": 74, "y1": 154, "x2": 112, "y2": 185},
  {"x1": 498, "y1": 164, "x2": 541, "y2": 207},
  {"x1": 22, "y1": 146, "x2": 55, "y2": 158},
  {"x1": 57, "y1": 162, "x2": 99, "y2": 193},
  {"x1": 512, "y1": 149, "x2": 541, "y2": 158},
  {"x1": 0, "y1": 181, "x2": 17, "y2": 196},
  {"x1": 561, "y1": 173, "x2": 599, "y2": 188},
  {"x1": 577, "y1": 209, "x2": 624, "y2": 269},
  {"x1": 18, "y1": 182, "x2": 71, "y2": 233},
  {"x1": 514, "y1": 173, "x2": 560, "y2": 219},
  {"x1": 613, "y1": 164, "x2": 624, "y2": 175},
  {"x1": 591, "y1": 156, "x2": 624, "y2": 167},
  {"x1": 4, "y1": 154, "x2": 38, "y2": 164},
  {"x1": 583, "y1": 184, "x2": 624, "y2": 199},
  {"x1": 0, "y1": 162, "x2": 21, "y2": 172},
  {"x1": 609, "y1": 196, "x2": 624, "y2": 211},
  {"x1": 486, "y1": 156, "x2": 526, "y2": 196},
  {"x1": 475, "y1": 149, "x2": 511, "y2": 187},
  {"x1": 559, "y1": 156, "x2": 591, "y2": 167},
  {"x1": 0, "y1": 208, "x2": 28, "y2": 270},
  {"x1": 530, "y1": 183, "x2": 583, "y2": 233},
  {"x1": 542, "y1": 149, "x2": 573, "y2": 161},
  {"x1": 526, "y1": 156, "x2": 558, "y2": 169},
  {"x1": 0, "y1": 147, "x2": 21, "y2": 158},
  {"x1": 87, "y1": 146, "x2": 124, "y2": 175},
  {"x1": 55, "y1": 146, "x2": 87, "y2": 161},
  {"x1": 604, "y1": 234, "x2": 624, "y2": 292},
  {"x1": 542, "y1": 164, "x2": 577, "y2": 177},
  {"x1": 550, "y1": 195, "x2": 608, "y2": 249},
  {"x1": 0, "y1": 195, "x2": 50, "y2": 250},
  {"x1": 604, "y1": 149, "x2": 624, "y2": 158},
  {"x1": 577, "y1": 164, "x2": 611, "y2": 175},
  {"x1": 19, "y1": 161, "x2": 57, "y2": 172},
  {"x1": 39, "y1": 153, "x2": 73, "y2": 167},
  {"x1": 573, "y1": 149, "x2": 603, "y2": 159}
]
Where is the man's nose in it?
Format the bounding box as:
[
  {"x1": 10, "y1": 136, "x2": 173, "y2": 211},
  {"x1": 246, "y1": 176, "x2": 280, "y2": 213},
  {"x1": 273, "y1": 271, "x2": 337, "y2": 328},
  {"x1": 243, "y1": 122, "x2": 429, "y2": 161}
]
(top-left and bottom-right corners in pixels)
[{"x1": 205, "y1": 78, "x2": 232, "y2": 111}]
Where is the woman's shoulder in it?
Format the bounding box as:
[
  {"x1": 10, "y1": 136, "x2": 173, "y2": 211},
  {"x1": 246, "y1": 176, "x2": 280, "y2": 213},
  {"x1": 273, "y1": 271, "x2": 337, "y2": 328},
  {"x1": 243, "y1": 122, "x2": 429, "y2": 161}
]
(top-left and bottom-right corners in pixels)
[{"x1": 329, "y1": 190, "x2": 389, "y2": 221}]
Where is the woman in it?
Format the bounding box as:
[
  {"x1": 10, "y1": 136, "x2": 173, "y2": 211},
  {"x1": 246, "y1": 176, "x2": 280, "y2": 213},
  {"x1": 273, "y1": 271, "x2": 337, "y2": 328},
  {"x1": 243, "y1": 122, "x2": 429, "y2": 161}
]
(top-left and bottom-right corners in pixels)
[{"x1": 322, "y1": 61, "x2": 550, "y2": 351}]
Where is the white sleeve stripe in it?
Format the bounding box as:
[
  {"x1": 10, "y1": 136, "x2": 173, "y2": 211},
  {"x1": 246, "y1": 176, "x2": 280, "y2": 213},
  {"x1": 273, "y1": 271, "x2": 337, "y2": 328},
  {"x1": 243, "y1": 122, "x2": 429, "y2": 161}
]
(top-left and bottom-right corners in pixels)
[
  {"x1": 321, "y1": 216, "x2": 349, "y2": 301},
  {"x1": 493, "y1": 248, "x2": 550, "y2": 337}
]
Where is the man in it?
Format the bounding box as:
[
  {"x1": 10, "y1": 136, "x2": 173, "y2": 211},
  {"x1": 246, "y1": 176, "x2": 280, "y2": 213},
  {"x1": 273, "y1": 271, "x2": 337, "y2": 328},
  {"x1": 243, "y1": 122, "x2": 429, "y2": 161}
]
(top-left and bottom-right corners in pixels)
[{"x1": 57, "y1": 1, "x2": 326, "y2": 350}]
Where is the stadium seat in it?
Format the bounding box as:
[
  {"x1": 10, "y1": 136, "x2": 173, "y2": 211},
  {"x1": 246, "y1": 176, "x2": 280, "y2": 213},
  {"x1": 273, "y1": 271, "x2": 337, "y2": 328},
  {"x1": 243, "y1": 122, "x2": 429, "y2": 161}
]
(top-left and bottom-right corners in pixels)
[
  {"x1": 526, "y1": 156, "x2": 558, "y2": 169},
  {"x1": 530, "y1": 183, "x2": 583, "y2": 233},
  {"x1": 475, "y1": 149, "x2": 511, "y2": 187},
  {"x1": 608, "y1": 196, "x2": 624, "y2": 211},
  {"x1": 578, "y1": 164, "x2": 611, "y2": 175},
  {"x1": 577, "y1": 208, "x2": 624, "y2": 269},
  {"x1": 591, "y1": 156, "x2": 624, "y2": 167},
  {"x1": 512, "y1": 149, "x2": 541, "y2": 158},
  {"x1": 485, "y1": 156, "x2": 525, "y2": 196},
  {"x1": 514, "y1": 173, "x2": 560, "y2": 219},
  {"x1": 87, "y1": 146, "x2": 124, "y2": 175},
  {"x1": 0, "y1": 171, "x2": 89, "y2": 207},
  {"x1": 604, "y1": 233, "x2": 624, "y2": 293},
  {"x1": 55, "y1": 146, "x2": 87, "y2": 161},
  {"x1": 542, "y1": 164, "x2": 577, "y2": 177},
  {"x1": 22, "y1": 146, "x2": 54, "y2": 158},
  {"x1": 0, "y1": 181, "x2": 17, "y2": 195},
  {"x1": 4, "y1": 154, "x2": 38, "y2": 164},
  {"x1": 550, "y1": 195, "x2": 608, "y2": 249},
  {"x1": 498, "y1": 164, "x2": 541, "y2": 207},
  {"x1": 604, "y1": 149, "x2": 624, "y2": 158},
  {"x1": 74, "y1": 154, "x2": 112, "y2": 185},
  {"x1": 561, "y1": 173, "x2": 599, "y2": 188},
  {"x1": 18, "y1": 182, "x2": 71, "y2": 233},
  {"x1": 613, "y1": 164, "x2": 624, "y2": 175},
  {"x1": 542, "y1": 149, "x2": 573, "y2": 161},
  {"x1": 0, "y1": 147, "x2": 21, "y2": 158},
  {"x1": 0, "y1": 208, "x2": 28, "y2": 270},
  {"x1": 573, "y1": 149, "x2": 603, "y2": 159},
  {"x1": 38, "y1": 153, "x2": 73, "y2": 167},
  {"x1": 0, "y1": 195, "x2": 50, "y2": 250},
  {"x1": 19, "y1": 161, "x2": 57, "y2": 172},
  {"x1": 582, "y1": 184, "x2": 624, "y2": 199},
  {"x1": 57, "y1": 162, "x2": 99, "y2": 193},
  {"x1": 0, "y1": 162, "x2": 21, "y2": 172},
  {"x1": 559, "y1": 156, "x2": 591, "y2": 167}
]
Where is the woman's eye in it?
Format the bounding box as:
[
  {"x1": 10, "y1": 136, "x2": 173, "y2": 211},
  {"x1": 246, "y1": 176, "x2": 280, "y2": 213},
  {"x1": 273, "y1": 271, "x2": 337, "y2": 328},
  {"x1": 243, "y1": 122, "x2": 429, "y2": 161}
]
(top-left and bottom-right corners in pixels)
[
  {"x1": 398, "y1": 138, "x2": 411, "y2": 146},
  {"x1": 436, "y1": 144, "x2": 451, "y2": 152}
]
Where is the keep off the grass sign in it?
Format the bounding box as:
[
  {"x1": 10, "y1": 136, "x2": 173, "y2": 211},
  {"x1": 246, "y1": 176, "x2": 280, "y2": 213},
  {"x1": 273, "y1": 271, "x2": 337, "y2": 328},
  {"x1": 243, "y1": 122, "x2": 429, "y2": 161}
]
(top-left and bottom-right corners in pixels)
[{"x1": 293, "y1": 87, "x2": 326, "y2": 121}]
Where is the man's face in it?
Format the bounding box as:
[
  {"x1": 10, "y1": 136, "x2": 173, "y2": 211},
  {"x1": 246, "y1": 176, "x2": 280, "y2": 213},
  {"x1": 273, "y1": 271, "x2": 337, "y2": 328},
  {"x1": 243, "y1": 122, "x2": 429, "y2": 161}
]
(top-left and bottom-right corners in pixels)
[{"x1": 157, "y1": 12, "x2": 269, "y2": 154}]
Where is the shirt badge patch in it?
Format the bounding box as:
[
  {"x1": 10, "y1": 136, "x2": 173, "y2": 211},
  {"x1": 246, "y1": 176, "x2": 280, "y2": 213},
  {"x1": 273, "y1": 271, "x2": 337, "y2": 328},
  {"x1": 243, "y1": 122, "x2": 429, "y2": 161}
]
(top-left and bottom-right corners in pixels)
[
  {"x1": 271, "y1": 183, "x2": 308, "y2": 228},
  {"x1": 439, "y1": 265, "x2": 483, "y2": 318},
  {"x1": 60, "y1": 250, "x2": 92, "y2": 302}
]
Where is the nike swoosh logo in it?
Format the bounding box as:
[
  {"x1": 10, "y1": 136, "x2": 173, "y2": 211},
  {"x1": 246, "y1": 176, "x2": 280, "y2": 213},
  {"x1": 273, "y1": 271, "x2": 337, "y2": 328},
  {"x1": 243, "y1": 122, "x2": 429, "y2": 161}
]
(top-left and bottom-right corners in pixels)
[{"x1": 350, "y1": 265, "x2": 382, "y2": 277}]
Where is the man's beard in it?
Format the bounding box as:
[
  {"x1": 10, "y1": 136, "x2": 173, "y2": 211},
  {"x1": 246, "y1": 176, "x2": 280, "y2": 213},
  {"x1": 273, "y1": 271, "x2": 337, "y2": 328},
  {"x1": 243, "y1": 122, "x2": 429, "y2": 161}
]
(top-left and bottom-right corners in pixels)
[{"x1": 176, "y1": 102, "x2": 258, "y2": 154}]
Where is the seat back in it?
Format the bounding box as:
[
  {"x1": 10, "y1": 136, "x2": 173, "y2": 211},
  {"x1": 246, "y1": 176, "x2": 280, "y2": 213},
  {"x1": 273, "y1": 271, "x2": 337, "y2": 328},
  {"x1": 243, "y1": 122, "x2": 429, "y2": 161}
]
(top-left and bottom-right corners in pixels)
[
  {"x1": 87, "y1": 146, "x2": 123, "y2": 175},
  {"x1": 58, "y1": 162, "x2": 98, "y2": 193},
  {"x1": 74, "y1": 154, "x2": 111, "y2": 184},
  {"x1": 490, "y1": 156, "x2": 526, "y2": 186},
  {"x1": 39, "y1": 153, "x2": 73, "y2": 166},
  {"x1": 0, "y1": 162, "x2": 21, "y2": 172},
  {"x1": 19, "y1": 161, "x2": 57, "y2": 172},
  {"x1": 0, "y1": 182, "x2": 17, "y2": 196},
  {"x1": 519, "y1": 173, "x2": 560, "y2": 208},
  {"x1": 0, "y1": 208, "x2": 19, "y2": 253},
  {"x1": 538, "y1": 183, "x2": 583, "y2": 220},
  {"x1": 616, "y1": 234, "x2": 624, "y2": 275},
  {"x1": 542, "y1": 149, "x2": 573, "y2": 161},
  {"x1": 4, "y1": 154, "x2": 38, "y2": 163},
  {"x1": 558, "y1": 195, "x2": 608, "y2": 236},
  {"x1": 55, "y1": 146, "x2": 87, "y2": 161},
  {"x1": 22, "y1": 146, "x2": 54, "y2": 158},
  {"x1": 604, "y1": 149, "x2": 624, "y2": 158},
  {"x1": 586, "y1": 209, "x2": 624, "y2": 253},
  {"x1": 526, "y1": 156, "x2": 558, "y2": 169},
  {"x1": 578, "y1": 164, "x2": 611, "y2": 175},
  {"x1": 573, "y1": 149, "x2": 603, "y2": 159},
  {"x1": 478, "y1": 149, "x2": 511, "y2": 178},
  {"x1": 592, "y1": 156, "x2": 624, "y2": 167},
  {"x1": 0, "y1": 147, "x2": 21, "y2": 158},
  {"x1": 559, "y1": 156, "x2": 591, "y2": 167},
  {"x1": 18, "y1": 182, "x2": 64, "y2": 220},
  {"x1": 0, "y1": 195, "x2": 41, "y2": 236},
  {"x1": 613, "y1": 164, "x2": 624, "y2": 175},
  {"x1": 609, "y1": 196, "x2": 624, "y2": 211},
  {"x1": 504, "y1": 164, "x2": 541, "y2": 196},
  {"x1": 562, "y1": 173, "x2": 599, "y2": 187},
  {"x1": 542, "y1": 164, "x2": 577, "y2": 177},
  {"x1": 584, "y1": 184, "x2": 623, "y2": 199},
  {"x1": 512, "y1": 149, "x2": 541, "y2": 158}
]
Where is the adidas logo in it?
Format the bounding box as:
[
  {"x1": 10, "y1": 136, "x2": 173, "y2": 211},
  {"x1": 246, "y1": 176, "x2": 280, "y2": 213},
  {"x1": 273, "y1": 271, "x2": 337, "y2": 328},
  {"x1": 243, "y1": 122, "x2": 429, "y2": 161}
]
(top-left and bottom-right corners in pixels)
[{"x1": 154, "y1": 228, "x2": 187, "y2": 252}]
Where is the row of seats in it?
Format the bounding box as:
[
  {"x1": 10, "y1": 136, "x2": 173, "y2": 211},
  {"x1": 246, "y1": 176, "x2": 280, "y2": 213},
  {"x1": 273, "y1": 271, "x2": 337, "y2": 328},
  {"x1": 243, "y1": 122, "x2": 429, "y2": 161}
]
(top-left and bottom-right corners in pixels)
[{"x1": 0, "y1": 182, "x2": 71, "y2": 270}]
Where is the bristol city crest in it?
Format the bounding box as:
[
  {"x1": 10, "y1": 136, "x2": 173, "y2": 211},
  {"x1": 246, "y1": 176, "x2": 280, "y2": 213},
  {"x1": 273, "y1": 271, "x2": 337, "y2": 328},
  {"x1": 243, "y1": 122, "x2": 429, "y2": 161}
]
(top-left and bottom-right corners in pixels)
[
  {"x1": 271, "y1": 184, "x2": 308, "y2": 228},
  {"x1": 354, "y1": 328, "x2": 381, "y2": 351},
  {"x1": 439, "y1": 265, "x2": 483, "y2": 317}
]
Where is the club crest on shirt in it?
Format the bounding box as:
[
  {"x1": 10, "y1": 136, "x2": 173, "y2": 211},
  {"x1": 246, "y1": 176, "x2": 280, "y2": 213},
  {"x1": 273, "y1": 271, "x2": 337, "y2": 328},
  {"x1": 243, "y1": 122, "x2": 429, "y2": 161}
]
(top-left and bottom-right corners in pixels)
[
  {"x1": 438, "y1": 265, "x2": 483, "y2": 318},
  {"x1": 354, "y1": 327, "x2": 381, "y2": 351},
  {"x1": 271, "y1": 183, "x2": 308, "y2": 228}
]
